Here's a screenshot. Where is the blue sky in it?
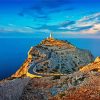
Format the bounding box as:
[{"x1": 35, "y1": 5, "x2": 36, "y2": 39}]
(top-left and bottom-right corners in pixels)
[{"x1": 0, "y1": 0, "x2": 100, "y2": 38}]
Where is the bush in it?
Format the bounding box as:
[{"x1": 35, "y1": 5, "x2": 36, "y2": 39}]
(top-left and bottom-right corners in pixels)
[{"x1": 52, "y1": 76, "x2": 60, "y2": 80}]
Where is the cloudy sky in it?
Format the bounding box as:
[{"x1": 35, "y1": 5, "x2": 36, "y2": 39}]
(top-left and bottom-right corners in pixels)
[{"x1": 0, "y1": 0, "x2": 100, "y2": 38}]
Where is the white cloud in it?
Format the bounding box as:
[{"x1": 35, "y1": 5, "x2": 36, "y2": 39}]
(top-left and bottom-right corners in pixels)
[
  {"x1": 81, "y1": 24, "x2": 100, "y2": 34},
  {"x1": 63, "y1": 12, "x2": 100, "y2": 34},
  {"x1": 0, "y1": 25, "x2": 35, "y2": 33},
  {"x1": 78, "y1": 13, "x2": 100, "y2": 22},
  {"x1": 0, "y1": 12, "x2": 100, "y2": 36}
]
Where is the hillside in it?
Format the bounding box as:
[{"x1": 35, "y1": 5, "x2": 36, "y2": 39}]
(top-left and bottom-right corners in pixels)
[
  {"x1": 1, "y1": 58, "x2": 100, "y2": 100},
  {"x1": 80, "y1": 57, "x2": 100, "y2": 72},
  {"x1": 12, "y1": 37, "x2": 94, "y2": 78},
  {"x1": 0, "y1": 37, "x2": 97, "y2": 100}
]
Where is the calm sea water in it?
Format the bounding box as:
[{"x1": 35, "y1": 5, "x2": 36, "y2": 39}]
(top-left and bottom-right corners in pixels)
[{"x1": 0, "y1": 38, "x2": 100, "y2": 80}]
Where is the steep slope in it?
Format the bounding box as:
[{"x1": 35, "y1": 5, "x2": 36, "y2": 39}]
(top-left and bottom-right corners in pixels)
[
  {"x1": 0, "y1": 78, "x2": 30, "y2": 100},
  {"x1": 11, "y1": 58, "x2": 32, "y2": 78},
  {"x1": 51, "y1": 72, "x2": 100, "y2": 100},
  {"x1": 19, "y1": 70, "x2": 100, "y2": 100},
  {"x1": 80, "y1": 57, "x2": 100, "y2": 72},
  {"x1": 19, "y1": 58, "x2": 100, "y2": 100},
  {"x1": 1, "y1": 56, "x2": 100, "y2": 100},
  {"x1": 12, "y1": 37, "x2": 94, "y2": 78}
]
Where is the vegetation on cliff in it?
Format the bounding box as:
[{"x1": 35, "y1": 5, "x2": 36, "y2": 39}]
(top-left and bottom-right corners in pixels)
[{"x1": 0, "y1": 38, "x2": 98, "y2": 100}]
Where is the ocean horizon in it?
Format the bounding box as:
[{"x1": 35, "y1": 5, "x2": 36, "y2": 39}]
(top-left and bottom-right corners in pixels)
[{"x1": 0, "y1": 38, "x2": 100, "y2": 80}]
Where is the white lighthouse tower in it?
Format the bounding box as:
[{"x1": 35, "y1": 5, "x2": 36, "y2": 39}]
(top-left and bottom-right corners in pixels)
[
  {"x1": 46, "y1": 32, "x2": 54, "y2": 40},
  {"x1": 50, "y1": 32, "x2": 52, "y2": 38},
  {"x1": 49, "y1": 32, "x2": 53, "y2": 39}
]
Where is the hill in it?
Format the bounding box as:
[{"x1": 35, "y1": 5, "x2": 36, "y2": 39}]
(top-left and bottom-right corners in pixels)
[
  {"x1": 12, "y1": 37, "x2": 94, "y2": 78},
  {"x1": 0, "y1": 37, "x2": 97, "y2": 100}
]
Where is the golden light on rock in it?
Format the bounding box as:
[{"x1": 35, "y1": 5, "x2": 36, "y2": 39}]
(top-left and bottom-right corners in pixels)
[{"x1": 80, "y1": 57, "x2": 100, "y2": 72}]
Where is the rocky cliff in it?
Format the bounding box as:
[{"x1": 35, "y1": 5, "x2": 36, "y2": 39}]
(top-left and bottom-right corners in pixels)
[
  {"x1": 1, "y1": 57, "x2": 100, "y2": 100},
  {"x1": 0, "y1": 37, "x2": 99, "y2": 100},
  {"x1": 80, "y1": 56, "x2": 100, "y2": 72},
  {"x1": 19, "y1": 70, "x2": 100, "y2": 100},
  {"x1": 12, "y1": 37, "x2": 94, "y2": 78}
]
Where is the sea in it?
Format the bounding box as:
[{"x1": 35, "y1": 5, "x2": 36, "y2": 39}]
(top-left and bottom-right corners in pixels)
[{"x1": 0, "y1": 38, "x2": 100, "y2": 80}]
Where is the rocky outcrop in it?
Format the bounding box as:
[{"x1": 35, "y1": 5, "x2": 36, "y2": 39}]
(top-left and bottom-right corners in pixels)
[
  {"x1": 51, "y1": 72, "x2": 100, "y2": 100},
  {"x1": 1, "y1": 57, "x2": 100, "y2": 100},
  {"x1": 12, "y1": 37, "x2": 94, "y2": 78},
  {"x1": 19, "y1": 71, "x2": 100, "y2": 100},
  {"x1": 80, "y1": 56, "x2": 100, "y2": 72},
  {"x1": 0, "y1": 78, "x2": 30, "y2": 100},
  {"x1": 28, "y1": 38, "x2": 94, "y2": 74},
  {"x1": 11, "y1": 58, "x2": 32, "y2": 78},
  {"x1": 0, "y1": 37, "x2": 96, "y2": 100}
]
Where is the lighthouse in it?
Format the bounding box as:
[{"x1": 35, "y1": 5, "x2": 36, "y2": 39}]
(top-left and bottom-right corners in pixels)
[
  {"x1": 49, "y1": 32, "x2": 53, "y2": 39},
  {"x1": 46, "y1": 32, "x2": 54, "y2": 41}
]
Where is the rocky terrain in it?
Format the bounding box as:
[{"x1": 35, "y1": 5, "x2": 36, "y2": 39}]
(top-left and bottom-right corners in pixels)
[
  {"x1": 0, "y1": 37, "x2": 98, "y2": 100},
  {"x1": 0, "y1": 78, "x2": 30, "y2": 100},
  {"x1": 1, "y1": 57, "x2": 100, "y2": 100},
  {"x1": 12, "y1": 37, "x2": 94, "y2": 78},
  {"x1": 80, "y1": 57, "x2": 100, "y2": 72},
  {"x1": 20, "y1": 71, "x2": 100, "y2": 100}
]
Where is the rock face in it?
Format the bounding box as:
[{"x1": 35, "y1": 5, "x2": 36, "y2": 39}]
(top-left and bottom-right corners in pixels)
[
  {"x1": 80, "y1": 56, "x2": 100, "y2": 72},
  {"x1": 12, "y1": 37, "x2": 94, "y2": 78},
  {"x1": 28, "y1": 38, "x2": 94, "y2": 74},
  {"x1": 0, "y1": 52, "x2": 99, "y2": 100},
  {"x1": 1, "y1": 68, "x2": 100, "y2": 100},
  {"x1": 0, "y1": 78, "x2": 30, "y2": 100},
  {"x1": 19, "y1": 71, "x2": 100, "y2": 100}
]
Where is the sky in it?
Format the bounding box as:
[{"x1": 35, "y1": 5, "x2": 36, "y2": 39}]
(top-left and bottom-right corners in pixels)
[{"x1": 0, "y1": 0, "x2": 100, "y2": 38}]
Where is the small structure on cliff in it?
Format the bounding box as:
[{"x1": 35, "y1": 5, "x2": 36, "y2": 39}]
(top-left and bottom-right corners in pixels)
[
  {"x1": 40, "y1": 32, "x2": 74, "y2": 48},
  {"x1": 49, "y1": 32, "x2": 53, "y2": 39}
]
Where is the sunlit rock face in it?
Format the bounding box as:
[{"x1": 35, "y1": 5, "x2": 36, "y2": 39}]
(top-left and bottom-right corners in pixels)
[
  {"x1": 94, "y1": 57, "x2": 100, "y2": 62},
  {"x1": 80, "y1": 56, "x2": 100, "y2": 72},
  {"x1": 11, "y1": 58, "x2": 32, "y2": 78},
  {"x1": 39, "y1": 37, "x2": 75, "y2": 48}
]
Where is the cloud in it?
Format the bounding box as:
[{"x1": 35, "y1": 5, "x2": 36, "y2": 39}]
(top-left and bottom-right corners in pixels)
[
  {"x1": 59, "y1": 12, "x2": 100, "y2": 34},
  {"x1": 28, "y1": 21, "x2": 75, "y2": 32},
  {"x1": 78, "y1": 13, "x2": 100, "y2": 23},
  {"x1": 1, "y1": 12, "x2": 100, "y2": 35},
  {"x1": 73, "y1": 13, "x2": 100, "y2": 34},
  {"x1": 80, "y1": 24, "x2": 100, "y2": 34},
  {"x1": 28, "y1": 12, "x2": 100, "y2": 34},
  {"x1": 0, "y1": 25, "x2": 34, "y2": 33}
]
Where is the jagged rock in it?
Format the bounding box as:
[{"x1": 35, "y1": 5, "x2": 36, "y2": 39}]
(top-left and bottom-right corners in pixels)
[
  {"x1": 80, "y1": 56, "x2": 100, "y2": 72},
  {"x1": 0, "y1": 78, "x2": 30, "y2": 100},
  {"x1": 19, "y1": 71, "x2": 100, "y2": 100},
  {"x1": 1, "y1": 61, "x2": 100, "y2": 100},
  {"x1": 12, "y1": 37, "x2": 94, "y2": 78},
  {"x1": 94, "y1": 56, "x2": 100, "y2": 62},
  {"x1": 29, "y1": 38, "x2": 94, "y2": 74}
]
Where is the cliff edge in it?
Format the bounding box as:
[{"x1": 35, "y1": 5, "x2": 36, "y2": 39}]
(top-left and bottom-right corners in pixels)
[{"x1": 12, "y1": 37, "x2": 94, "y2": 78}]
